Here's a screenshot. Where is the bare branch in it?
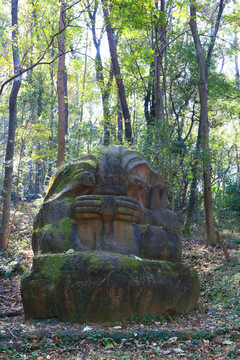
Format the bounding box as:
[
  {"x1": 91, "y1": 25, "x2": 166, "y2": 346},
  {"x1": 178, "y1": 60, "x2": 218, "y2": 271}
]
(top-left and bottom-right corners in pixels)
[
  {"x1": 0, "y1": 1, "x2": 90, "y2": 97},
  {"x1": 160, "y1": 29, "x2": 191, "y2": 54}
]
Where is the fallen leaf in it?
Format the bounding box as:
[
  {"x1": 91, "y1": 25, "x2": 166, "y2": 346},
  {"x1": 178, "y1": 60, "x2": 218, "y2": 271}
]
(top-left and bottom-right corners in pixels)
[
  {"x1": 168, "y1": 336, "x2": 178, "y2": 343},
  {"x1": 222, "y1": 339, "x2": 233, "y2": 345},
  {"x1": 160, "y1": 350, "x2": 171, "y2": 354},
  {"x1": 82, "y1": 326, "x2": 93, "y2": 332},
  {"x1": 66, "y1": 249, "x2": 74, "y2": 254},
  {"x1": 173, "y1": 348, "x2": 185, "y2": 353}
]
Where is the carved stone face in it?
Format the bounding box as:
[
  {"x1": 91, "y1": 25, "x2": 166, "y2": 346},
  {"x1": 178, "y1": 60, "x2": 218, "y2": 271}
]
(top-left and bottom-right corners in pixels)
[{"x1": 32, "y1": 146, "x2": 181, "y2": 262}]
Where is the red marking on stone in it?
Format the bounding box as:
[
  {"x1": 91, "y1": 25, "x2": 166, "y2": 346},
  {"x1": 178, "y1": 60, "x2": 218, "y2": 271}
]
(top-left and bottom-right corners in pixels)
[
  {"x1": 64, "y1": 289, "x2": 68, "y2": 296},
  {"x1": 108, "y1": 287, "x2": 123, "y2": 299}
]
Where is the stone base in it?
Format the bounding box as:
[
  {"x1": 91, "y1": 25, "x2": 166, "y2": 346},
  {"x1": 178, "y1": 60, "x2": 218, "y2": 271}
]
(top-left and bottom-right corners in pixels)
[{"x1": 21, "y1": 252, "x2": 200, "y2": 323}]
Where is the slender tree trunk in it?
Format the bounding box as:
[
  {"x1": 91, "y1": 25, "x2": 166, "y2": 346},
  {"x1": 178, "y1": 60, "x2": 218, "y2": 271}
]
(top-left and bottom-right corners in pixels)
[
  {"x1": 184, "y1": 132, "x2": 201, "y2": 233},
  {"x1": 64, "y1": 65, "x2": 68, "y2": 135},
  {"x1": 154, "y1": 55, "x2": 165, "y2": 124},
  {"x1": 185, "y1": 162, "x2": 199, "y2": 231},
  {"x1": 34, "y1": 74, "x2": 43, "y2": 196},
  {"x1": 154, "y1": 54, "x2": 161, "y2": 123},
  {"x1": 50, "y1": 45, "x2": 55, "y2": 150},
  {"x1": 0, "y1": 0, "x2": 22, "y2": 250},
  {"x1": 144, "y1": 89, "x2": 150, "y2": 125},
  {"x1": 153, "y1": 0, "x2": 167, "y2": 125},
  {"x1": 150, "y1": 62, "x2": 156, "y2": 121},
  {"x1": 189, "y1": 4, "x2": 216, "y2": 246},
  {"x1": 236, "y1": 56, "x2": 240, "y2": 176},
  {"x1": 144, "y1": 61, "x2": 155, "y2": 126},
  {"x1": 117, "y1": 95, "x2": 123, "y2": 144},
  {"x1": 185, "y1": 1, "x2": 224, "y2": 236},
  {"x1": 102, "y1": 74, "x2": 113, "y2": 146},
  {"x1": 88, "y1": 2, "x2": 113, "y2": 146},
  {"x1": 234, "y1": 31, "x2": 240, "y2": 177},
  {"x1": 34, "y1": 149, "x2": 41, "y2": 195},
  {"x1": 57, "y1": 0, "x2": 66, "y2": 167},
  {"x1": 205, "y1": 0, "x2": 224, "y2": 75},
  {"x1": 181, "y1": 178, "x2": 189, "y2": 210},
  {"x1": 79, "y1": 30, "x2": 88, "y2": 123},
  {"x1": 185, "y1": 178, "x2": 200, "y2": 235},
  {"x1": 101, "y1": 0, "x2": 132, "y2": 143}
]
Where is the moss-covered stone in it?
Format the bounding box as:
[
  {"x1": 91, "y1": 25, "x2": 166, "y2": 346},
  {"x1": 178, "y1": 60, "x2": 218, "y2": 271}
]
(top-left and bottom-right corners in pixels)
[
  {"x1": 31, "y1": 145, "x2": 181, "y2": 260},
  {"x1": 33, "y1": 216, "x2": 75, "y2": 254},
  {"x1": 21, "y1": 251, "x2": 200, "y2": 323},
  {"x1": 22, "y1": 146, "x2": 200, "y2": 323}
]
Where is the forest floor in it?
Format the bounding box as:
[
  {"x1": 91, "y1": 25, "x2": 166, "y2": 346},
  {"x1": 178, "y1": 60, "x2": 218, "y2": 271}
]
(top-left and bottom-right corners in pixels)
[{"x1": 0, "y1": 202, "x2": 239, "y2": 359}]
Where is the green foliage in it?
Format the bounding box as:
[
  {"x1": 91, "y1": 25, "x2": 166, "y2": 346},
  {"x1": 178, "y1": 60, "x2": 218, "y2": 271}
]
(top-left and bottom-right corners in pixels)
[
  {"x1": 0, "y1": 5, "x2": 10, "y2": 51},
  {"x1": 112, "y1": 0, "x2": 166, "y2": 32},
  {"x1": 215, "y1": 179, "x2": 240, "y2": 221}
]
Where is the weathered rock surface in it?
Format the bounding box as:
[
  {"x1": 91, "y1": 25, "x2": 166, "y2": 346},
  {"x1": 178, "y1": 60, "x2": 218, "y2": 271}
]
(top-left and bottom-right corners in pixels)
[
  {"x1": 21, "y1": 145, "x2": 200, "y2": 322},
  {"x1": 21, "y1": 252, "x2": 200, "y2": 322},
  {"x1": 31, "y1": 145, "x2": 181, "y2": 261}
]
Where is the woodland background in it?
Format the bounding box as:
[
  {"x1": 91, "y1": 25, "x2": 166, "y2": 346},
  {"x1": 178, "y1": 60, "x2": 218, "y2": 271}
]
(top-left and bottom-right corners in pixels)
[{"x1": 0, "y1": 1, "x2": 239, "y2": 358}]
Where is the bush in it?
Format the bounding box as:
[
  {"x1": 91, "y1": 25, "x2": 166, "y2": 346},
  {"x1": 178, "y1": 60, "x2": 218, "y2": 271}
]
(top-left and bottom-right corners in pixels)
[{"x1": 215, "y1": 179, "x2": 240, "y2": 223}]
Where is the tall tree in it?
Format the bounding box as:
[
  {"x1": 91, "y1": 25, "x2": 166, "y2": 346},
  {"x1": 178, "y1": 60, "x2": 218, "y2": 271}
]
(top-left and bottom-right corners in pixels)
[
  {"x1": 101, "y1": 0, "x2": 132, "y2": 143},
  {"x1": 0, "y1": 0, "x2": 22, "y2": 250},
  {"x1": 79, "y1": 30, "x2": 89, "y2": 123},
  {"x1": 188, "y1": 1, "x2": 225, "y2": 246},
  {"x1": 64, "y1": 66, "x2": 69, "y2": 135},
  {"x1": 233, "y1": 2, "x2": 240, "y2": 177},
  {"x1": 57, "y1": 0, "x2": 67, "y2": 167},
  {"x1": 153, "y1": 0, "x2": 169, "y2": 124},
  {"x1": 87, "y1": 0, "x2": 113, "y2": 146},
  {"x1": 117, "y1": 95, "x2": 123, "y2": 144}
]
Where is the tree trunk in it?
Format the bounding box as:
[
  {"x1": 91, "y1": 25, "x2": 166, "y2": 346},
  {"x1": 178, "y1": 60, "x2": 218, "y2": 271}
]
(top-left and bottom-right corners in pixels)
[
  {"x1": 102, "y1": 78, "x2": 113, "y2": 146},
  {"x1": 185, "y1": 1, "x2": 225, "y2": 236},
  {"x1": 34, "y1": 74, "x2": 43, "y2": 196},
  {"x1": 64, "y1": 65, "x2": 68, "y2": 135},
  {"x1": 88, "y1": 1, "x2": 113, "y2": 146},
  {"x1": 153, "y1": 0, "x2": 167, "y2": 125},
  {"x1": 34, "y1": 143, "x2": 41, "y2": 196},
  {"x1": 184, "y1": 132, "x2": 200, "y2": 233},
  {"x1": 0, "y1": 0, "x2": 22, "y2": 250},
  {"x1": 79, "y1": 30, "x2": 88, "y2": 123},
  {"x1": 101, "y1": 0, "x2": 132, "y2": 143},
  {"x1": 189, "y1": 4, "x2": 216, "y2": 246},
  {"x1": 154, "y1": 55, "x2": 165, "y2": 124},
  {"x1": 57, "y1": 0, "x2": 66, "y2": 167},
  {"x1": 117, "y1": 95, "x2": 123, "y2": 144},
  {"x1": 50, "y1": 45, "x2": 55, "y2": 150},
  {"x1": 184, "y1": 162, "x2": 199, "y2": 233},
  {"x1": 234, "y1": 32, "x2": 240, "y2": 176},
  {"x1": 144, "y1": 61, "x2": 155, "y2": 126},
  {"x1": 205, "y1": 0, "x2": 224, "y2": 75}
]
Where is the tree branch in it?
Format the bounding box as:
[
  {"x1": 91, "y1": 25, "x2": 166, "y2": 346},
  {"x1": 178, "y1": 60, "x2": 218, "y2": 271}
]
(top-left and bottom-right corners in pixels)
[{"x1": 0, "y1": 2, "x2": 90, "y2": 97}]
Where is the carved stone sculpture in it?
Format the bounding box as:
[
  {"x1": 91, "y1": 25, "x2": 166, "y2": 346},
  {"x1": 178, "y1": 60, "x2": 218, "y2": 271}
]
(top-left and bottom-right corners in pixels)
[
  {"x1": 21, "y1": 146, "x2": 199, "y2": 322},
  {"x1": 32, "y1": 145, "x2": 181, "y2": 261}
]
